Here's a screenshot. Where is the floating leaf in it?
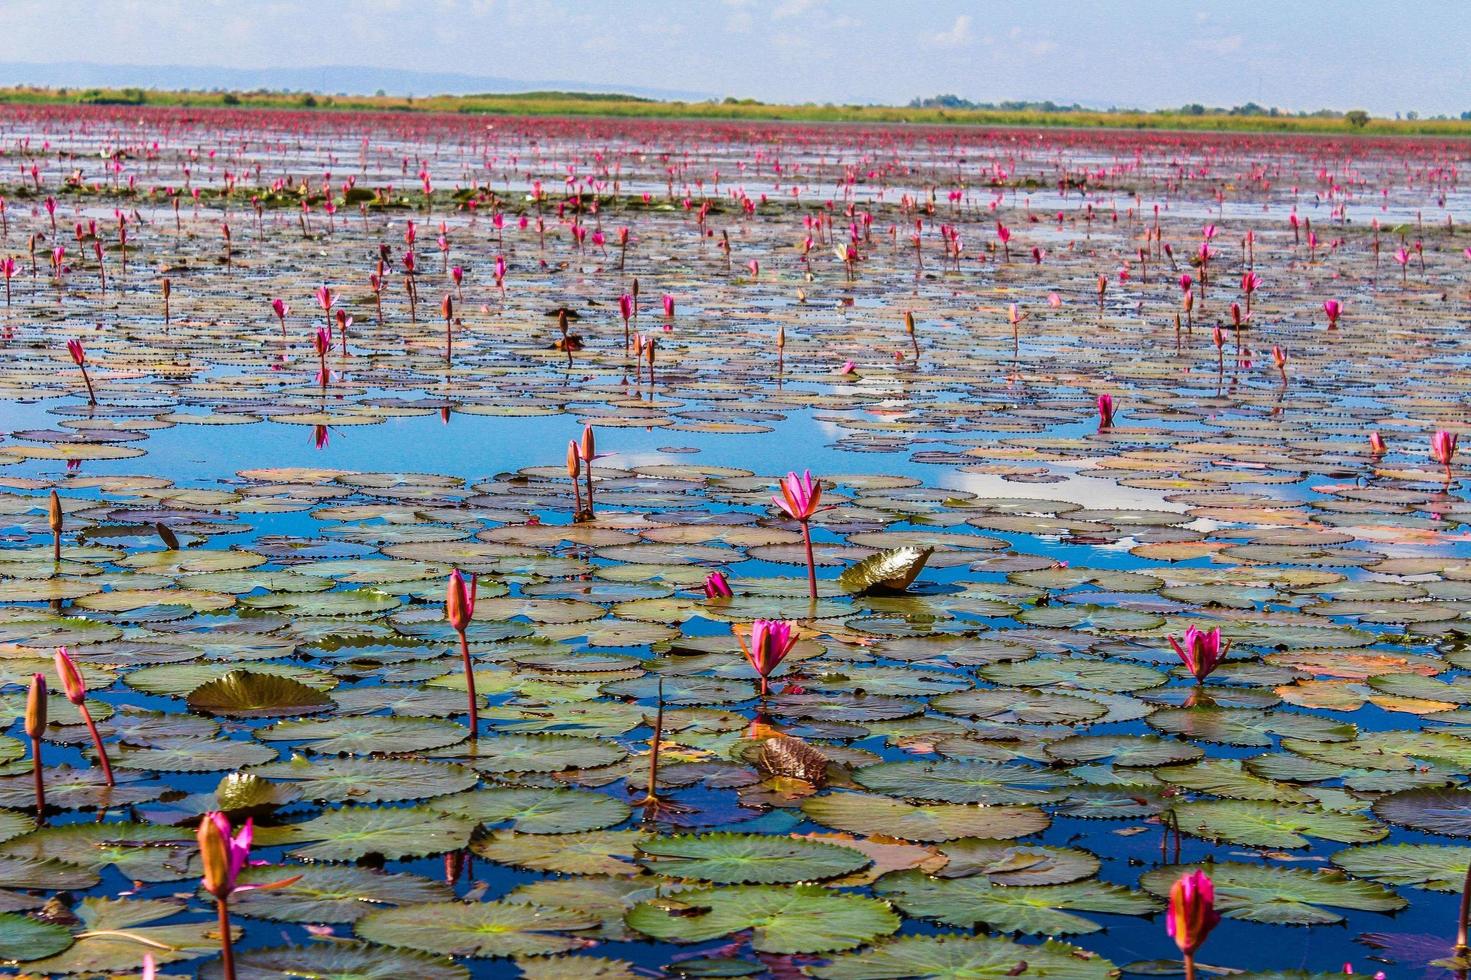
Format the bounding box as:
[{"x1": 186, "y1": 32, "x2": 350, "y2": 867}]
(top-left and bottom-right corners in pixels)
[
  {"x1": 838, "y1": 546, "x2": 933, "y2": 595},
  {"x1": 186, "y1": 669, "x2": 334, "y2": 718},
  {"x1": 636, "y1": 833, "x2": 870, "y2": 884},
  {"x1": 625, "y1": 883, "x2": 900, "y2": 953}
]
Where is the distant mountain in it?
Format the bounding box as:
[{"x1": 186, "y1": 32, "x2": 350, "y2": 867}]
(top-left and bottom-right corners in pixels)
[{"x1": 0, "y1": 61, "x2": 713, "y2": 102}]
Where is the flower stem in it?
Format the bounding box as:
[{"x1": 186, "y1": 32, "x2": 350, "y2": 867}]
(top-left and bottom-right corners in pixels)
[
  {"x1": 801, "y1": 521, "x2": 817, "y2": 601},
  {"x1": 458, "y1": 630, "x2": 478, "y2": 740},
  {"x1": 1183, "y1": 952, "x2": 1196, "y2": 980},
  {"x1": 1456, "y1": 862, "x2": 1471, "y2": 955},
  {"x1": 30, "y1": 735, "x2": 44, "y2": 824},
  {"x1": 216, "y1": 899, "x2": 235, "y2": 980},
  {"x1": 79, "y1": 704, "x2": 113, "y2": 786}
]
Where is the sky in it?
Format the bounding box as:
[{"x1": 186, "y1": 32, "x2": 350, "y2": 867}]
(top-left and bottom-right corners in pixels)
[{"x1": 0, "y1": 0, "x2": 1467, "y2": 116}]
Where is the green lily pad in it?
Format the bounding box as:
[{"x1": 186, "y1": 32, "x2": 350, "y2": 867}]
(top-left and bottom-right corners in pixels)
[
  {"x1": 471, "y1": 830, "x2": 649, "y2": 876},
  {"x1": 248, "y1": 756, "x2": 478, "y2": 804},
  {"x1": 262, "y1": 805, "x2": 477, "y2": 861},
  {"x1": 1373, "y1": 787, "x2": 1471, "y2": 836},
  {"x1": 1172, "y1": 800, "x2": 1388, "y2": 848},
  {"x1": 635, "y1": 833, "x2": 870, "y2": 883},
  {"x1": 809, "y1": 934, "x2": 1118, "y2": 980},
  {"x1": 625, "y1": 883, "x2": 900, "y2": 953},
  {"x1": 429, "y1": 787, "x2": 631, "y2": 834},
  {"x1": 257, "y1": 716, "x2": 468, "y2": 754},
  {"x1": 0, "y1": 912, "x2": 73, "y2": 961},
  {"x1": 199, "y1": 943, "x2": 469, "y2": 980},
  {"x1": 936, "y1": 839, "x2": 1099, "y2": 885},
  {"x1": 801, "y1": 792, "x2": 1049, "y2": 842},
  {"x1": 229, "y1": 864, "x2": 453, "y2": 922},
  {"x1": 1139, "y1": 862, "x2": 1406, "y2": 924},
  {"x1": 853, "y1": 760, "x2": 1074, "y2": 805},
  {"x1": 356, "y1": 900, "x2": 598, "y2": 957},
  {"x1": 874, "y1": 868, "x2": 1159, "y2": 935}
]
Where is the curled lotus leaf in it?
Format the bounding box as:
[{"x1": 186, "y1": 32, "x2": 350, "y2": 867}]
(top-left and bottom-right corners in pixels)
[
  {"x1": 838, "y1": 546, "x2": 934, "y2": 595},
  {"x1": 186, "y1": 669, "x2": 335, "y2": 718}
]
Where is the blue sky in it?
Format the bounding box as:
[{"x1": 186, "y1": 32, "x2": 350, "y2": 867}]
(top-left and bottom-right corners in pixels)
[{"x1": 2, "y1": 0, "x2": 1467, "y2": 115}]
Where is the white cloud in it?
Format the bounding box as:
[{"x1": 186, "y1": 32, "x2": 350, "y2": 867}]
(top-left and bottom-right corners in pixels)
[
  {"x1": 773, "y1": 0, "x2": 820, "y2": 19},
  {"x1": 926, "y1": 14, "x2": 972, "y2": 48},
  {"x1": 1194, "y1": 34, "x2": 1244, "y2": 55}
]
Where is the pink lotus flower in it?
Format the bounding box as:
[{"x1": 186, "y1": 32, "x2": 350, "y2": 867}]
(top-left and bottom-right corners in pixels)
[
  {"x1": 1179, "y1": 274, "x2": 1193, "y2": 293},
  {"x1": 1097, "y1": 394, "x2": 1115, "y2": 429},
  {"x1": 1323, "y1": 299, "x2": 1342, "y2": 329},
  {"x1": 55, "y1": 646, "x2": 112, "y2": 785},
  {"x1": 1240, "y1": 271, "x2": 1262, "y2": 294},
  {"x1": 837, "y1": 360, "x2": 857, "y2": 375},
  {"x1": 1167, "y1": 869, "x2": 1221, "y2": 961},
  {"x1": 1368, "y1": 431, "x2": 1387, "y2": 455},
  {"x1": 619, "y1": 293, "x2": 634, "y2": 321},
  {"x1": 445, "y1": 569, "x2": 480, "y2": 736},
  {"x1": 1432, "y1": 430, "x2": 1458, "y2": 468},
  {"x1": 704, "y1": 571, "x2": 733, "y2": 600},
  {"x1": 735, "y1": 619, "x2": 798, "y2": 695},
  {"x1": 1168, "y1": 626, "x2": 1230, "y2": 682},
  {"x1": 66, "y1": 339, "x2": 85, "y2": 366},
  {"x1": 662, "y1": 293, "x2": 675, "y2": 317},
  {"x1": 314, "y1": 285, "x2": 335, "y2": 312},
  {"x1": 198, "y1": 810, "x2": 299, "y2": 980},
  {"x1": 775, "y1": 470, "x2": 824, "y2": 600}
]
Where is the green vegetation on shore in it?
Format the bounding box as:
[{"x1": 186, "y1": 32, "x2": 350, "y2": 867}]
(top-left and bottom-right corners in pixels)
[{"x1": 1, "y1": 84, "x2": 1467, "y2": 137}]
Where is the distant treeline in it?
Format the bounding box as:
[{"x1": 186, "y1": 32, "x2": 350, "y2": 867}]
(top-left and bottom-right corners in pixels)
[{"x1": 0, "y1": 84, "x2": 1467, "y2": 136}]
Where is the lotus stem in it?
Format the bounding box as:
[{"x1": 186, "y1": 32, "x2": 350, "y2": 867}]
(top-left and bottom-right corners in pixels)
[
  {"x1": 30, "y1": 735, "x2": 43, "y2": 823},
  {"x1": 800, "y1": 520, "x2": 817, "y2": 601},
  {"x1": 80, "y1": 703, "x2": 113, "y2": 786},
  {"x1": 216, "y1": 898, "x2": 235, "y2": 980},
  {"x1": 1456, "y1": 862, "x2": 1471, "y2": 955},
  {"x1": 457, "y1": 628, "x2": 478, "y2": 740}
]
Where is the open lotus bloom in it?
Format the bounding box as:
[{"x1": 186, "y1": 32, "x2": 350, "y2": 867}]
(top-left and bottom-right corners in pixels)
[
  {"x1": 773, "y1": 470, "x2": 822, "y2": 521},
  {"x1": 1168, "y1": 626, "x2": 1230, "y2": 682}
]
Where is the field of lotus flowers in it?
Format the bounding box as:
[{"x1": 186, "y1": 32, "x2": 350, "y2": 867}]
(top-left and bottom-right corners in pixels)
[{"x1": 0, "y1": 101, "x2": 1467, "y2": 979}]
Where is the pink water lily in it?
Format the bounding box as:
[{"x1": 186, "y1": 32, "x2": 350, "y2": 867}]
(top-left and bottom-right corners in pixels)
[
  {"x1": 446, "y1": 569, "x2": 479, "y2": 737},
  {"x1": 735, "y1": 619, "x2": 798, "y2": 695},
  {"x1": 1323, "y1": 299, "x2": 1342, "y2": 329},
  {"x1": 1368, "y1": 431, "x2": 1387, "y2": 455},
  {"x1": 1097, "y1": 394, "x2": 1115, "y2": 429},
  {"x1": 775, "y1": 470, "x2": 824, "y2": 599},
  {"x1": 1432, "y1": 430, "x2": 1458, "y2": 470},
  {"x1": 1168, "y1": 626, "x2": 1230, "y2": 682},
  {"x1": 1167, "y1": 869, "x2": 1221, "y2": 980},
  {"x1": 704, "y1": 570, "x2": 733, "y2": 600},
  {"x1": 54, "y1": 647, "x2": 112, "y2": 785},
  {"x1": 198, "y1": 811, "x2": 299, "y2": 980},
  {"x1": 66, "y1": 339, "x2": 96, "y2": 405}
]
